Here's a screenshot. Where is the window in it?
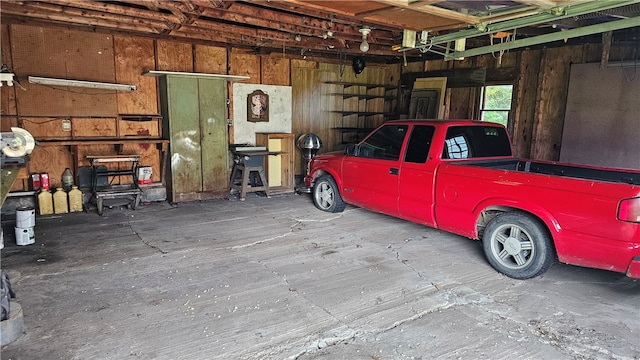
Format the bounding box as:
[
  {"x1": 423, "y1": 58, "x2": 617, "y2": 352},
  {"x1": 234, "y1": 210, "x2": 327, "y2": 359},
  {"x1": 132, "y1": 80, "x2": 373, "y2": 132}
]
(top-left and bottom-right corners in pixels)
[
  {"x1": 358, "y1": 125, "x2": 408, "y2": 161},
  {"x1": 480, "y1": 85, "x2": 513, "y2": 127},
  {"x1": 442, "y1": 126, "x2": 512, "y2": 159},
  {"x1": 404, "y1": 125, "x2": 435, "y2": 163}
]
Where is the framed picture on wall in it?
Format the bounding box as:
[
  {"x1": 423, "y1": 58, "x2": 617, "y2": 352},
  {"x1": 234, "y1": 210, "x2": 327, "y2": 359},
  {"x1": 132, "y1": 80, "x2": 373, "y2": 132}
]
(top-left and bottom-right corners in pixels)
[{"x1": 247, "y1": 90, "x2": 269, "y2": 122}]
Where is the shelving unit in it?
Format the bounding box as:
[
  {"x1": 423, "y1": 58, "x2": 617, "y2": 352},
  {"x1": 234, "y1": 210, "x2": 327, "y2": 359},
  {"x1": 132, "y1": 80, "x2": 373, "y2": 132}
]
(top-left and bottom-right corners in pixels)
[
  {"x1": 326, "y1": 81, "x2": 398, "y2": 144},
  {"x1": 255, "y1": 133, "x2": 295, "y2": 194}
]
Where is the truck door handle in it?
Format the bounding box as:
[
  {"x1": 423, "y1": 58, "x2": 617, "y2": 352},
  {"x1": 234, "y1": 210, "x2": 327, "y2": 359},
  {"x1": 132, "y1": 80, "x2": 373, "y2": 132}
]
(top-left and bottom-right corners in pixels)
[{"x1": 389, "y1": 168, "x2": 399, "y2": 175}]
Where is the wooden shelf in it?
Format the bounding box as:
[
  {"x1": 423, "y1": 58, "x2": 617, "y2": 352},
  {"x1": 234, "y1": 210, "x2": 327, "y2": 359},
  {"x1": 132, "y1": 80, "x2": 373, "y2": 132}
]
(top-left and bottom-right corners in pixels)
[
  {"x1": 39, "y1": 139, "x2": 168, "y2": 147},
  {"x1": 255, "y1": 133, "x2": 295, "y2": 194},
  {"x1": 19, "y1": 115, "x2": 163, "y2": 140},
  {"x1": 325, "y1": 81, "x2": 396, "y2": 90}
]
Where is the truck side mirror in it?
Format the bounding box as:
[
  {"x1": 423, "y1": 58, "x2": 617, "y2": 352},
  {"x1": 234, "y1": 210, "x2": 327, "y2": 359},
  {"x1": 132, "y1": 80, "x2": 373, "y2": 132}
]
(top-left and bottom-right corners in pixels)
[{"x1": 344, "y1": 144, "x2": 359, "y2": 156}]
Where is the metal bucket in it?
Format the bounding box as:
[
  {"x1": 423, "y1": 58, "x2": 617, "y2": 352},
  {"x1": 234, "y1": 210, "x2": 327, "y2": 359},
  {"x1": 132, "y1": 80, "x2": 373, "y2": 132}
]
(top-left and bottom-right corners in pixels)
[
  {"x1": 15, "y1": 227, "x2": 35, "y2": 246},
  {"x1": 16, "y1": 206, "x2": 35, "y2": 229}
]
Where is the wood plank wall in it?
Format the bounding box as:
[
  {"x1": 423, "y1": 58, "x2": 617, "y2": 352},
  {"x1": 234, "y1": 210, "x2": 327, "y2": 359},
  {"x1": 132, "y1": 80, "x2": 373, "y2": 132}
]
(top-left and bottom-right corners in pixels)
[
  {"x1": 422, "y1": 43, "x2": 631, "y2": 161},
  {"x1": 2, "y1": 23, "x2": 637, "y2": 193}
]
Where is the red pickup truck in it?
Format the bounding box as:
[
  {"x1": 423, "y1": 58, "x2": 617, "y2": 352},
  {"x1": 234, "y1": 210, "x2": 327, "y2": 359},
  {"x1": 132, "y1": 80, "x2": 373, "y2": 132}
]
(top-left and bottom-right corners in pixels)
[{"x1": 305, "y1": 120, "x2": 640, "y2": 279}]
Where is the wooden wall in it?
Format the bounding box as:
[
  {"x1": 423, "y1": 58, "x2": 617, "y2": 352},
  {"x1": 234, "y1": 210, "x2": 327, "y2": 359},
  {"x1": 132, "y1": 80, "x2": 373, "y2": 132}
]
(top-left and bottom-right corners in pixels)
[
  {"x1": 2, "y1": 22, "x2": 637, "y2": 194},
  {"x1": 422, "y1": 43, "x2": 633, "y2": 161}
]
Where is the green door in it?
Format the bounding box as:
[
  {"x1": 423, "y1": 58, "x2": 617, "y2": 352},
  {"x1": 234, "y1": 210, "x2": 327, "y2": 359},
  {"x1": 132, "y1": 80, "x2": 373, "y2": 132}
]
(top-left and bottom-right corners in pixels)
[
  {"x1": 166, "y1": 76, "x2": 202, "y2": 196},
  {"x1": 198, "y1": 78, "x2": 228, "y2": 195}
]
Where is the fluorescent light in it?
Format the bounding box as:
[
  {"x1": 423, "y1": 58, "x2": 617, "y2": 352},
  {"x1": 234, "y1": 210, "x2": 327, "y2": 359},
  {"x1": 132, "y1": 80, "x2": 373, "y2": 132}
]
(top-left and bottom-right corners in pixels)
[{"x1": 28, "y1": 76, "x2": 136, "y2": 92}]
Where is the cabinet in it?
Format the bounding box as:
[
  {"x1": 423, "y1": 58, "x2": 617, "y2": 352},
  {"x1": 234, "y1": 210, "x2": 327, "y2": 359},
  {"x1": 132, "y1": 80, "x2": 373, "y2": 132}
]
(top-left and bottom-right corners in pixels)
[
  {"x1": 158, "y1": 74, "x2": 229, "y2": 203},
  {"x1": 255, "y1": 133, "x2": 295, "y2": 194},
  {"x1": 327, "y1": 82, "x2": 398, "y2": 144}
]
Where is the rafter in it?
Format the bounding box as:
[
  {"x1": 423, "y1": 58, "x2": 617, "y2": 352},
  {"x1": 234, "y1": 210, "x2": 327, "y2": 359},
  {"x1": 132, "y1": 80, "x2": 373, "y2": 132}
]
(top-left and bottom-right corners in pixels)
[
  {"x1": 44, "y1": 0, "x2": 180, "y2": 23},
  {"x1": 1, "y1": 1, "x2": 166, "y2": 33},
  {"x1": 372, "y1": 0, "x2": 480, "y2": 24},
  {"x1": 254, "y1": 0, "x2": 401, "y2": 32},
  {"x1": 194, "y1": 5, "x2": 397, "y2": 43}
]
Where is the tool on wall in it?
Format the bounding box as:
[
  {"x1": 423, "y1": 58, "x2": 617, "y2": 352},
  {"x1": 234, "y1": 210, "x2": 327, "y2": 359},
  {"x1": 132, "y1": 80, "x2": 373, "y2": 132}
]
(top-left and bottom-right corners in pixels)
[{"x1": 1, "y1": 127, "x2": 35, "y2": 166}]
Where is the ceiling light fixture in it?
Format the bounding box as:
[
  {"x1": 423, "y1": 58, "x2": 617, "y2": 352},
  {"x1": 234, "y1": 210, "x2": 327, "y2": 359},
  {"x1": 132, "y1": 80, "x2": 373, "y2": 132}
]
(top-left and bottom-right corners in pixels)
[{"x1": 359, "y1": 26, "x2": 371, "y2": 53}]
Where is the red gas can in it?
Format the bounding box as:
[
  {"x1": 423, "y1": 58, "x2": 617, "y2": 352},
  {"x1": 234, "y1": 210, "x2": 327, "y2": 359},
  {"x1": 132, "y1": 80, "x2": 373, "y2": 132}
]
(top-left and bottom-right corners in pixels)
[
  {"x1": 30, "y1": 173, "x2": 41, "y2": 190},
  {"x1": 40, "y1": 173, "x2": 50, "y2": 190}
]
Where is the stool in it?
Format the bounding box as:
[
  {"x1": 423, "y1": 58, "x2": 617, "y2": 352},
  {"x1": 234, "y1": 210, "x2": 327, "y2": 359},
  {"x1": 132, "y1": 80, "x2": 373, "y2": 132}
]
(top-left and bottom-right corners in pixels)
[{"x1": 228, "y1": 159, "x2": 271, "y2": 201}]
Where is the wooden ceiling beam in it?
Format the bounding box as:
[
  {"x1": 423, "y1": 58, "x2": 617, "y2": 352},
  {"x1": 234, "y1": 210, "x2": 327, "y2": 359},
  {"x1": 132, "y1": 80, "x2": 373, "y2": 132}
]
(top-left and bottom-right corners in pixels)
[
  {"x1": 171, "y1": 24, "x2": 395, "y2": 56},
  {"x1": 373, "y1": 0, "x2": 480, "y2": 24},
  {"x1": 193, "y1": 5, "x2": 397, "y2": 43},
  {"x1": 232, "y1": 1, "x2": 399, "y2": 36},
  {"x1": 187, "y1": 17, "x2": 352, "y2": 45},
  {"x1": 512, "y1": 0, "x2": 563, "y2": 8},
  {"x1": 252, "y1": 0, "x2": 401, "y2": 32},
  {"x1": 43, "y1": 0, "x2": 180, "y2": 23},
  {"x1": 1, "y1": 2, "x2": 166, "y2": 33},
  {"x1": 122, "y1": 0, "x2": 189, "y2": 23}
]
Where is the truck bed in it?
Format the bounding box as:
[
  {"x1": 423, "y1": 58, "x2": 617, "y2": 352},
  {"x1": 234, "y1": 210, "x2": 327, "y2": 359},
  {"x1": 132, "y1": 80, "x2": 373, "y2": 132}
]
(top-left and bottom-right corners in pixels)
[{"x1": 452, "y1": 158, "x2": 640, "y2": 185}]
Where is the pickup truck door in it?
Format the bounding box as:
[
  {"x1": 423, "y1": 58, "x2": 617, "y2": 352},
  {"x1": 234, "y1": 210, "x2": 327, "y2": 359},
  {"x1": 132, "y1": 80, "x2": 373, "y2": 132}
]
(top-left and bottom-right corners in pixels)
[
  {"x1": 398, "y1": 125, "x2": 437, "y2": 226},
  {"x1": 341, "y1": 124, "x2": 408, "y2": 216}
]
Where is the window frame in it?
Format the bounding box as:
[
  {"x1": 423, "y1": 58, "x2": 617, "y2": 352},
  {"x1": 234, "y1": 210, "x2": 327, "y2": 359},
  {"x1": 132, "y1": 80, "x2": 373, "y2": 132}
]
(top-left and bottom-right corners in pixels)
[{"x1": 479, "y1": 83, "x2": 514, "y2": 129}]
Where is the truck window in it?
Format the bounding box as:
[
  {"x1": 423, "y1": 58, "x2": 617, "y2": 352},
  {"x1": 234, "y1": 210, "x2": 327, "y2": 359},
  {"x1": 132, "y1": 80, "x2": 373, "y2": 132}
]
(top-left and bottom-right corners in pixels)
[
  {"x1": 442, "y1": 126, "x2": 512, "y2": 159},
  {"x1": 359, "y1": 125, "x2": 408, "y2": 161},
  {"x1": 404, "y1": 125, "x2": 435, "y2": 163}
]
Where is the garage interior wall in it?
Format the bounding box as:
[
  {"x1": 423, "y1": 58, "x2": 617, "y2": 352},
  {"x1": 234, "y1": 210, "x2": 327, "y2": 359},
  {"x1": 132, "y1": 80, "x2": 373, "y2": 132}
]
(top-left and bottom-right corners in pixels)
[
  {"x1": 1, "y1": 23, "x2": 638, "y2": 194},
  {"x1": 560, "y1": 63, "x2": 640, "y2": 170}
]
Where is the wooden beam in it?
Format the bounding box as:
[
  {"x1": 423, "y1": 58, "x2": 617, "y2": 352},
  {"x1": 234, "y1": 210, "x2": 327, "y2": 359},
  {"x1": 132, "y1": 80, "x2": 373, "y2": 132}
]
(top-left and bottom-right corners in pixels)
[
  {"x1": 512, "y1": 0, "x2": 564, "y2": 8},
  {"x1": 171, "y1": 23, "x2": 396, "y2": 56},
  {"x1": 195, "y1": 6, "x2": 397, "y2": 43},
  {"x1": 372, "y1": 0, "x2": 480, "y2": 24},
  {"x1": 1, "y1": 2, "x2": 166, "y2": 33},
  {"x1": 600, "y1": 30, "x2": 612, "y2": 69},
  {"x1": 43, "y1": 0, "x2": 180, "y2": 23},
  {"x1": 253, "y1": 0, "x2": 401, "y2": 32}
]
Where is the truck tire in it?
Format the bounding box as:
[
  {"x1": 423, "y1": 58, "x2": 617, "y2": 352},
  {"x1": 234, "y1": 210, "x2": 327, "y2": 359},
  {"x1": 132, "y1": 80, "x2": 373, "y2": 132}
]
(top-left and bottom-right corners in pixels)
[
  {"x1": 312, "y1": 175, "x2": 346, "y2": 213},
  {"x1": 482, "y1": 212, "x2": 555, "y2": 279}
]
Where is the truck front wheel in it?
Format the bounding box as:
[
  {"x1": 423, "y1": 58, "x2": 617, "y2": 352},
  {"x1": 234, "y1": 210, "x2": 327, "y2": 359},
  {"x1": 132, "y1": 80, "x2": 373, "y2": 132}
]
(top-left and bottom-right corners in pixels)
[
  {"x1": 312, "y1": 175, "x2": 346, "y2": 213},
  {"x1": 482, "y1": 212, "x2": 555, "y2": 279}
]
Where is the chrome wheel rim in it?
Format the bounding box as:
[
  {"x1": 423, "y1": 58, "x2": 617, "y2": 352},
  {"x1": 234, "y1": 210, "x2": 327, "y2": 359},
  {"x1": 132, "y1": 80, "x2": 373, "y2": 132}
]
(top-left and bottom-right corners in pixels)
[
  {"x1": 315, "y1": 181, "x2": 334, "y2": 210},
  {"x1": 489, "y1": 223, "x2": 535, "y2": 270}
]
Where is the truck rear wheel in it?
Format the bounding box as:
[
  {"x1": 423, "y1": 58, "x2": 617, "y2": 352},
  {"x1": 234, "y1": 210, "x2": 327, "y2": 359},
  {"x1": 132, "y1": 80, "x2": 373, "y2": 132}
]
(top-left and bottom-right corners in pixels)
[
  {"x1": 312, "y1": 175, "x2": 346, "y2": 213},
  {"x1": 482, "y1": 212, "x2": 555, "y2": 279}
]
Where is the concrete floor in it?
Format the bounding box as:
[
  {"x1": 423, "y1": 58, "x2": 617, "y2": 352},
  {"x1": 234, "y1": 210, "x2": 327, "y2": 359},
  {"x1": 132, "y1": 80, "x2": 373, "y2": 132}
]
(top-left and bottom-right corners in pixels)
[{"x1": 0, "y1": 193, "x2": 638, "y2": 360}]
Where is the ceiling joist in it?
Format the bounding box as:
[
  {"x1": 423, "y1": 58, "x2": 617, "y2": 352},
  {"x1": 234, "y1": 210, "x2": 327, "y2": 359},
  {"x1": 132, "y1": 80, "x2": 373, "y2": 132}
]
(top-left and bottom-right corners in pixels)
[{"x1": 2, "y1": 0, "x2": 640, "y2": 62}]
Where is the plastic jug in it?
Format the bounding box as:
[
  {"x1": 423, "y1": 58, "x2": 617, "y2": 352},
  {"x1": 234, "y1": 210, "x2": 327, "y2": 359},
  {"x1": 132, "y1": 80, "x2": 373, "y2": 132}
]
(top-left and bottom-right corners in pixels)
[
  {"x1": 53, "y1": 188, "x2": 69, "y2": 214},
  {"x1": 37, "y1": 189, "x2": 54, "y2": 215},
  {"x1": 62, "y1": 168, "x2": 74, "y2": 190},
  {"x1": 68, "y1": 186, "x2": 83, "y2": 213}
]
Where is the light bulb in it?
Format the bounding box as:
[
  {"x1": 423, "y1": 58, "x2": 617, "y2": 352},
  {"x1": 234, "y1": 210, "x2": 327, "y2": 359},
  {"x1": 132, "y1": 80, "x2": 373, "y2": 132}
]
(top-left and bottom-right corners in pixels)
[
  {"x1": 359, "y1": 26, "x2": 371, "y2": 53},
  {"x1": 360, "y1": 40, "x2": 369, "y2": 52}
]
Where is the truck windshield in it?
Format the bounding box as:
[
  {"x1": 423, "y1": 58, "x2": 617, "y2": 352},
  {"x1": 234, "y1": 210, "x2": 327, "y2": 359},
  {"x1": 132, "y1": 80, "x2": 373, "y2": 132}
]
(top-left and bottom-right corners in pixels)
[{"x1": 442, "y1": 126, "x2": 512, "y2": 159}]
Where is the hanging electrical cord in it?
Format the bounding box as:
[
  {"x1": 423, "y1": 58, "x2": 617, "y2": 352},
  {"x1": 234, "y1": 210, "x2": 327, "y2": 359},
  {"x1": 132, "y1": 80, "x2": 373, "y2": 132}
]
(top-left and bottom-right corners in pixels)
[
  {"x1": 338, "y1": 51, "x2": 346, "y2": 78},
  {"x1": 490, "y1": 29, "x2": 516, "y2": 65}
]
